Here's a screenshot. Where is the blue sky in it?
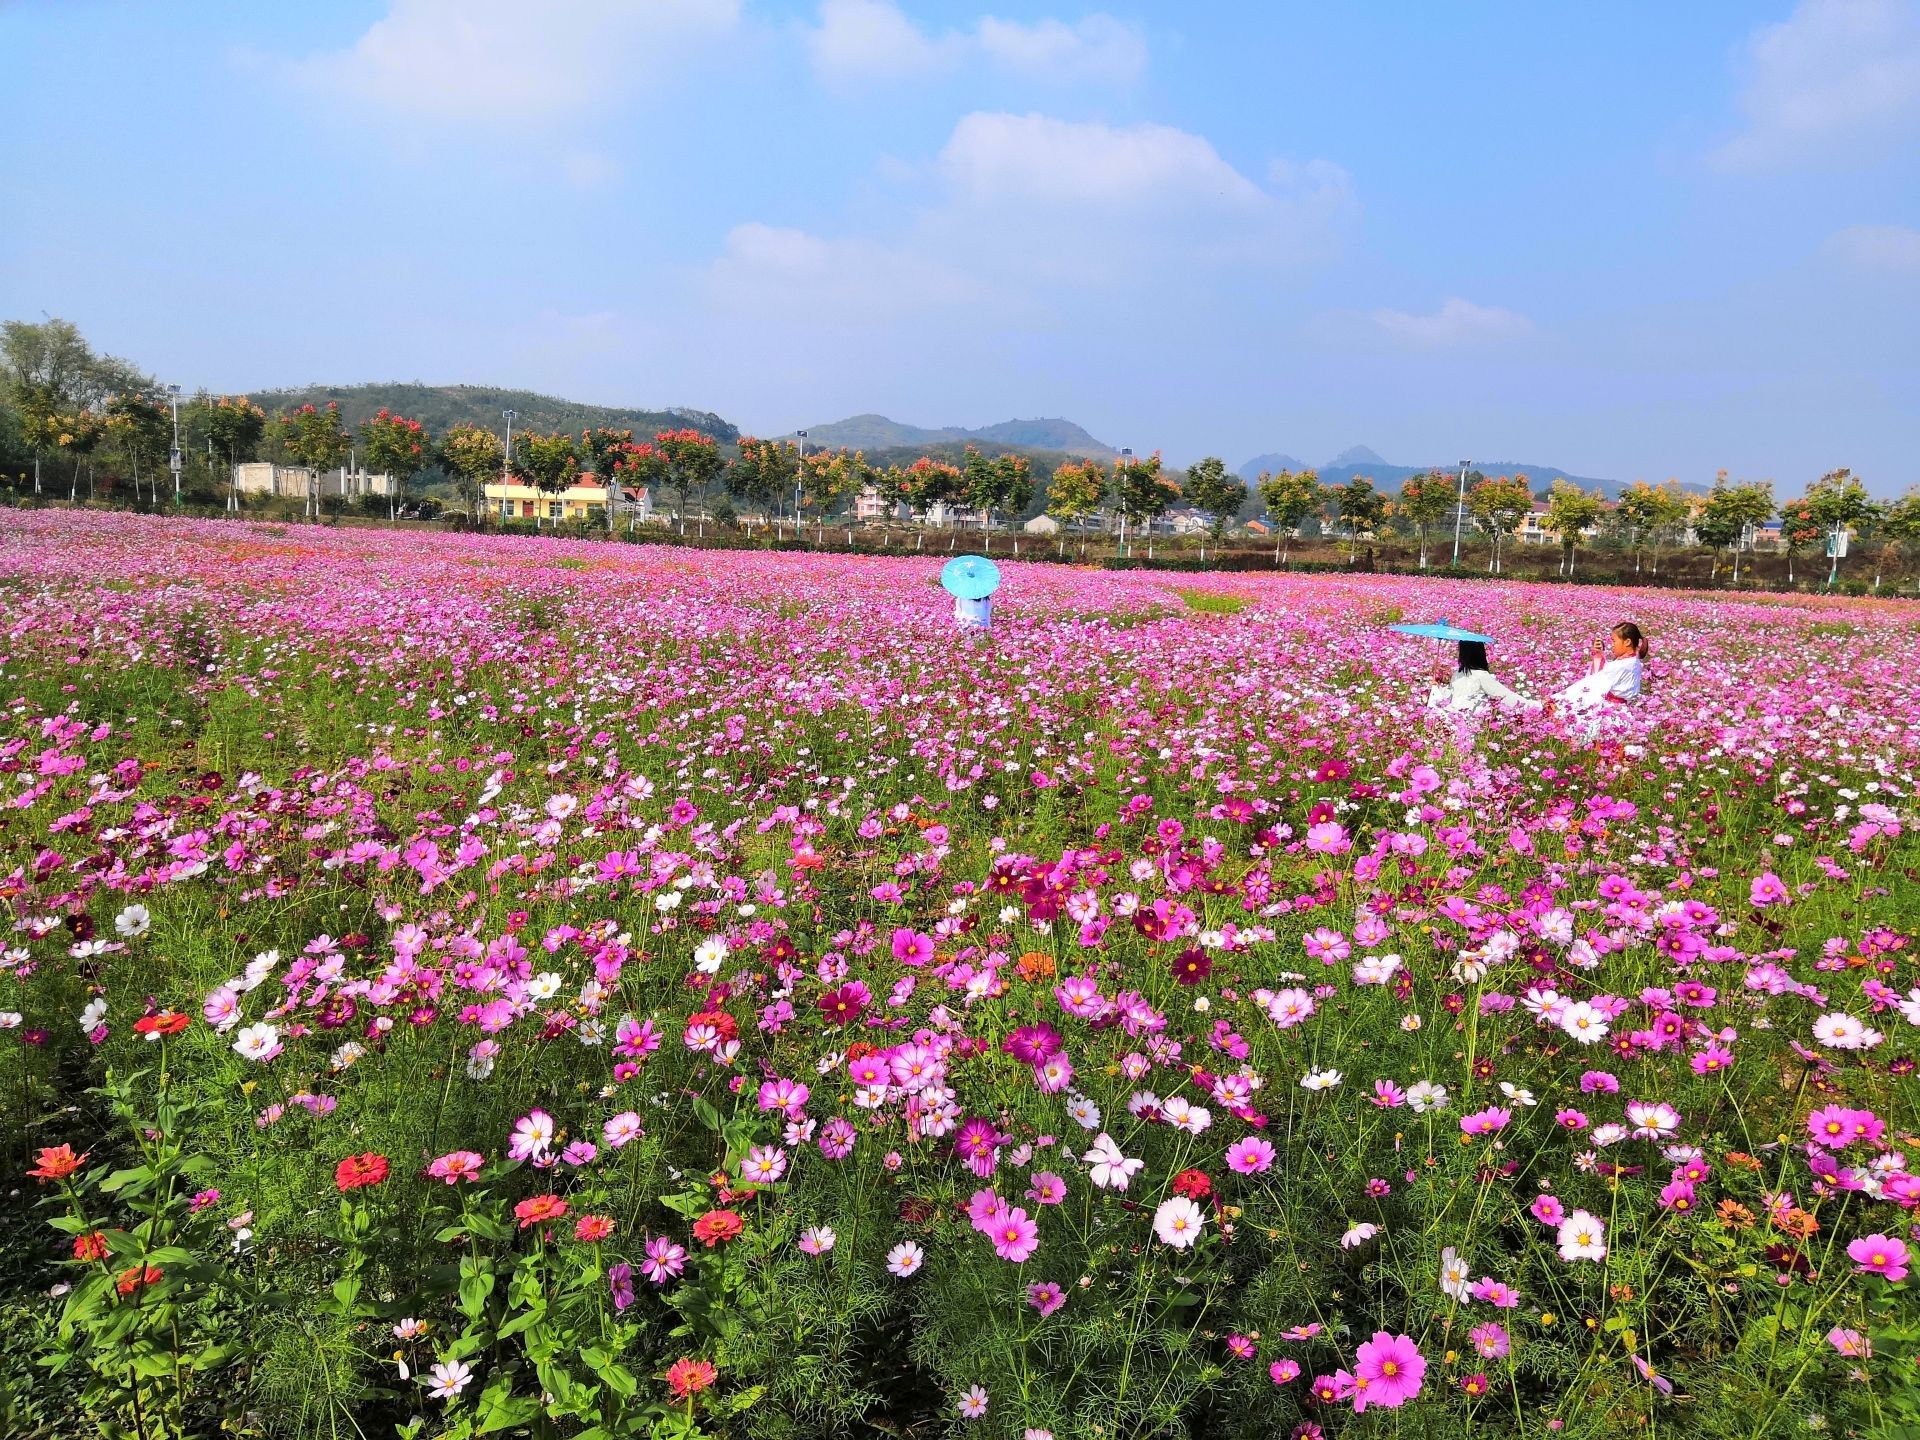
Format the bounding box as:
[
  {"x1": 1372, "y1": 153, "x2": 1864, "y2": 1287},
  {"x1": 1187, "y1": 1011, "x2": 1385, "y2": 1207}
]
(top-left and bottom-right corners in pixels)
[{"x1": 3, "y1": 0, "x2": 1917, "y2": 490}]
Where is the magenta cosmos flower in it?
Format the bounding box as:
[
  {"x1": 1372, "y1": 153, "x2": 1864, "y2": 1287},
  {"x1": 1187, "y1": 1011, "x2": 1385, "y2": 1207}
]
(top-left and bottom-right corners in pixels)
[
  {"x1": 1349, "y1": 1331, "x2": 1425, "y2": 1411},
  {"x1": 1849, "y1": 1234, "x2": 1911, "y2": 1283}
]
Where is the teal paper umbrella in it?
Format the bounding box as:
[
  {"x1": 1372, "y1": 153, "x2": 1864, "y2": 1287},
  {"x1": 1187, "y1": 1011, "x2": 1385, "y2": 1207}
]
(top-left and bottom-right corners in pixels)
[
  {"x1": 941, "y1": 555, "x2": 1001, "y2": 600},
  {"x1": 1387, "y1": 617, "x2": 1495, "y2": 643}
]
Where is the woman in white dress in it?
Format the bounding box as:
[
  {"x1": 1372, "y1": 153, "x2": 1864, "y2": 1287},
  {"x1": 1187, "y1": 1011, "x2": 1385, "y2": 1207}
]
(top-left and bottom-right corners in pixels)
[
  {"x1": 1553, "y1": 621, "x2": 1648, "y2": 715},
  {"x1": 1426, "y1": 640, "x2": 1542, "y2": 714}
]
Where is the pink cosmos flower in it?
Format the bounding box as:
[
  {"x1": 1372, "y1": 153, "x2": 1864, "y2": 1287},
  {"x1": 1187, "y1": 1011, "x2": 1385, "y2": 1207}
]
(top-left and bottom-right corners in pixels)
[
  {"x1": 1349, "y1": 1331, "x2": 1425, "y2": 1411},
  {"x1": 990, "y1": 1207, "x2": 1040, "y2": 1263},
  {"x1": 427, "y1": 1150, "x2": 484, "y2": 1184},
  {"x1": 1849, "y1": 1234, "x2": 1911, "y2": 1283},
  {"x1": 1269, "y1": 1358, "x2": 1301, "y2": 1385},
  {"x1": 1027, "y1": 1280, "x2": 1065, "y2": 1316},
  {"x1": 1153, "y1": 1195, "x2": 1206, "y2": 1249},
  {"x1": 1748, "y1": 872, "x2": 1789, "y2": 908},
  {"x1": 1460, "y1": 1107, "x2": 1511, "y2": 1137},
  {"x1": 1225, "y1": 1136, "x2": 1276, "y2": 1175},
  {"x1": 1530, "y1": 1194, "x2": 1566, "y2": 1225},
  {"x1": 641, "y1": 1235, "x2": 687, "y2": 1284},
  {"x1": 1468, "y1": 1322, "x2": 1509, "y2": 1359}
]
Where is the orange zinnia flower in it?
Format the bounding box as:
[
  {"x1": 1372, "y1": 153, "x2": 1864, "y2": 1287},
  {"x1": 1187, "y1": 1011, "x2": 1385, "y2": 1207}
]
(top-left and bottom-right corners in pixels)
[
  {"x1": 133, "y1": 1010, "x2": 191, "y2": 1037},
  {"x1": 573, "y1": 1214, "x2": 616, "y2": 1242},
  {"x1": 115, "y1": 1263, "x2": 163, "y2": 1296},
  {"x1": 335, "y1": 1153, "x2": 390, "y2": 1192},
  {"x1": 28, "y1": 1144, "x2": 88, "y2": 1183},
  {"x1": 73, "y1": 1231, "x2": 109, "y2": 1262}
]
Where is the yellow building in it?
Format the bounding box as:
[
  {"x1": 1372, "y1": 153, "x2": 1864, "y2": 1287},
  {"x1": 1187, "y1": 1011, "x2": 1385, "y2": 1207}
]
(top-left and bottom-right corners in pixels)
[{"x1": 483, "y1": 477, "x2": 651, "y2": 523}]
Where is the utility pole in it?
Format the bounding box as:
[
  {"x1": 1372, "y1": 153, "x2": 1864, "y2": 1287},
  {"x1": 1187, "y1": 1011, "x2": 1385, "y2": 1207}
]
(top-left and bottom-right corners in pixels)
[
  {"x1": 1450, "y1": 459, "x2": 1473, "y2": 567},
  {"x1": 795, "y1": 430, "x2": 807, "y2": 524},
  {"x1": 502, "y1": 409, "x2": 516, "y2": 525}
]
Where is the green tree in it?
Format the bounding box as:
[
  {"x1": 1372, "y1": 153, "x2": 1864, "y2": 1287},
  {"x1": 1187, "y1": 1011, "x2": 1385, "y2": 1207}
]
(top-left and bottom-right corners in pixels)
[
  {"x1": 801, "y1": 447, "x2": 870, "y2": 520},
  {"x1": 2, "y1": 318, "x2": 151, "y2": 494},
  {"x1": 1544, "y1": 480, "x2": 1604, "y2": 575},
  {"x1": 275, "y1": 403, "x2": 351, "y2": 514},
  {"x1": 1334, "y1": 475, "x2": 1386, "y2": 561},
  {"x1": 1393, "y1": 470, "x2": 1456, "y2": 569},
  {"x1": 360, "y1": 409, "x2": 431, "y2": 518},
  {"x1": 1880, "y1": 487, "x2": 1920, "y2": 592},
  {"x1": 1799, "y1": 467, "x2": 1878, "y2": 585},
  {"x1": 1112, "y1": 451, "x2": 1175, "y2": 545},
  {"x1": 1256, "y1": 468, "x2": 1322, "y2": 563},
  {"x1": 1045, "y1": 458, "x2": 1107, "y2": 528},
  {"x1": 1613, "y1": 479, "x2": 1688, "y2": 575},
  {"x1": 727, "y1": 437, "x2": 800, "y2": 521},
  {"x1": 1181, "y1": 456, "x2": 1247, "y2": 543},
  {"x1": 439, "y1": 422, "x2": 503, "y2": 520},
  {"x1": 513, "y1": 430, "x2": 580, "y2": 522},
  {"x1": 205, "y1": 397, "x2": 266, "y2": 506},
  {"x1": 1693, "y1": 473, "x2": 1775, "y2": 583},
  {"x1": 578, "y1": 426, "x2": 634, "y2": 529},
  {"x1": 960, "y1": 448, "x2": 1033, "y2": 532},
  {"x1": 1467, "y1": 473, "x2": 1534, "y2": 574},
  {"x1": 889, "y1": 456, "x2": 962, "y2": 525},
  {"x1": 103, "y1": 394, "x2": 169, "y2": 502}
]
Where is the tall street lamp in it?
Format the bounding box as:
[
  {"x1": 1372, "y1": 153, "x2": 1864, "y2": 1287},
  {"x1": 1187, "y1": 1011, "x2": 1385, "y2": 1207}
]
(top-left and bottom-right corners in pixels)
[
  {"x1": 1450, "y1": 458, "x2": 1473, "y2": 567},
  {"x1": 795, "y1": 430, "x2": 807, "y2": 523},
  {"x1": 501, "y1": 409, "x2": 516, "y2": 523},
  {"x1": 167, "y1": 384, "x2": 183, "y2": 504}
]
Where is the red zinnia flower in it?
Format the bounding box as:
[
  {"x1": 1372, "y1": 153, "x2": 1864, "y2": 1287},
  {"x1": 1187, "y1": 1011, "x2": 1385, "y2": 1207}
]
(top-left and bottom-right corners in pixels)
[
  {"x1": 115, "y1": 1263, "x2": 163, "y2": 1296},
  {"x1": 133, "y1": 1010, "x2": 191, "y2": 1036},
  {"x1": 1172, "y1": 1168, "x2": 1213, "y2": 1200},
  {"x1": 28, "y1": 1144, "x2": 88, "y2": 1183},
  {"x1": 74, "y1": 1231, "x2": 109, "y2": 1262},
  {"x1": 514, "y1": 1194, "x2": 569, "y2": 1229},
  {"x1": 666, "y1": 1357, "x2": 718, "y2": 1398},
  {"x1": 692, "y1": 1208, "x2": 744, "y2": 1247},
  {"x1": 334, "y1": 1153, "x2": 390, "y2": 1191},
  {"x1": 573, "y1": 1214, "x2": 616, "y2": 1242}
]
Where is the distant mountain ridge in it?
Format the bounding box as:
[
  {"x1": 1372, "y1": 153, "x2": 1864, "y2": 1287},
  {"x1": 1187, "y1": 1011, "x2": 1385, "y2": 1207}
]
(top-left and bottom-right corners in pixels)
[
  {"x1": 789, "y1": 413, "x2": 1116, "y2": 458},
  {"x1": 1236, "y1": 445, "x2": 1631, "y2": 497},
  {"x1": 246, "y1": 383, "x2": 737, "y2": 445}
]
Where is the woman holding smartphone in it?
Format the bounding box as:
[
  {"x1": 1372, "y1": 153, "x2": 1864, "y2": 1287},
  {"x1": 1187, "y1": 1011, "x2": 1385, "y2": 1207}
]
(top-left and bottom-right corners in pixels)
[{"x1": 1553, "y1": 621, "x2": 1648, "y2": 713}]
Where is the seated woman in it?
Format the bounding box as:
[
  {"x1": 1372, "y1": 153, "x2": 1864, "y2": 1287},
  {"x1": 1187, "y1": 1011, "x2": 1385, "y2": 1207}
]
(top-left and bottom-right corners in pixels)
[
  {"x1": 1553, "y1": 621, "x2": 1648, "y2": 713},
  {"x1": 1426, "y1": 640, "x2": 1541, "y2": 713}
]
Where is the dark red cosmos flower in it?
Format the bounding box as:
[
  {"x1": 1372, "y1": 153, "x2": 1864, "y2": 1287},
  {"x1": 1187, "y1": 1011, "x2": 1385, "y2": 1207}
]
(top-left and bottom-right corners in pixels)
[
  {"x1": 816, "y1": 982, "x2": 870, "y2": 1026},
  {"x1": 335, "y1": 1153, "x2": 390, "y2": 1192},
  {"x1": 1171, "y1": 948, "x2": 1213, "y2": 985}
]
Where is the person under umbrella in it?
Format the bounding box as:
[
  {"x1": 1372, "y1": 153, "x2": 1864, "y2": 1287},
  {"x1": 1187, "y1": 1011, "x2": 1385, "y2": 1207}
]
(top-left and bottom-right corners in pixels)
[
  {"x1": 942, "y1": 555, "x2": 1000, "y2": 632},
  {"x1": 1388, "y1": 619, "x2": 1541, "y2": 715}
]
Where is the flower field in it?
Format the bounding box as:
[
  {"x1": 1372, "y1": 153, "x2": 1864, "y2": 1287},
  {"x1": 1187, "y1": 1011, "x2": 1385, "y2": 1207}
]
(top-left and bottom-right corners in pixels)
[{"x1": 2, "y1": 508, "x2": 1918, "y2": 1439}]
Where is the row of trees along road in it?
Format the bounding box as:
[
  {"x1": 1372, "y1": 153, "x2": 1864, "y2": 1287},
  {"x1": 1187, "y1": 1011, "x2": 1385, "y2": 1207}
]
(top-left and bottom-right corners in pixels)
[{"x1": 5, "y1": 317, "x2": 1918, "y2": 582}]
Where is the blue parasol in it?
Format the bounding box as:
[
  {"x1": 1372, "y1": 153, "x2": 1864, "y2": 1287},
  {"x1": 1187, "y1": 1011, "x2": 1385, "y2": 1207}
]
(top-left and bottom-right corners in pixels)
[
  {"x1": 1387, "y1": 617, "x2": 1495, "y2": 644},
  {"x1": 941, "y1": 555, "x2": 1001, "y2": 600}
]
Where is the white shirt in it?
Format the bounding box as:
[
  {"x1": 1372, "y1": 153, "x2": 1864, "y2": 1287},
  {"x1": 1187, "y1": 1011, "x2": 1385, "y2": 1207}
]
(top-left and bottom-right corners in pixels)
[
  {"x1": 1425, "y1": 669, "x2": 1540, "y2": 714},
  {"x1": 1556, "y1": 655, "x2": 1642, "y2": 711},
  {"x1": 954, "y1": 595, "x2": 992, "y2": 630}
]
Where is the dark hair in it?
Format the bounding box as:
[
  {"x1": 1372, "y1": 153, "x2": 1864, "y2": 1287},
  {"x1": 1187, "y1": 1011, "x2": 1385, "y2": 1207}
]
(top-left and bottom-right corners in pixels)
[
  {"x1": 1457, "y1": 640, "x2": 1490, "y2": 672},
  {"x1": 1612, "y1": 621, "x2": 1650, "y2": 661}
]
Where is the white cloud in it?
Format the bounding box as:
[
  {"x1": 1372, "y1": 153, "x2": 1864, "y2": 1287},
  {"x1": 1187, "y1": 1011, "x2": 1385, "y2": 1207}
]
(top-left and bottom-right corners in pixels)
[
  {"x1": 974, "y1": 15, "x2": 1146, "y2": 83},
  {"x1": 1368, "y1": 298, "x2": 1534, "y2": 349},
  {"x1": 805, "y1": 0, "x2": 1145, "y2": 87},
  {"x1": 704, "y1": 112, "x2": 1353, "y2": 323},
  {"x1": 1711, "y1": 0, "x2": 1920, "y2": 171},
  {"x1": 285, "y1": 0, "x2": 741, "y2": 124},
  {"x1": 1827, "y1": 222, "x2": 1920, "y2": 272}
]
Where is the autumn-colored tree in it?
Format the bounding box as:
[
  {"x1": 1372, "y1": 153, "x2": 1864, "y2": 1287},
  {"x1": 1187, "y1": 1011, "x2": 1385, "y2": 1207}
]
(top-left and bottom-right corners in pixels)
[
  {"x1": 1182, "y1": 457, "x2": 1247, "y2": 543},
  {"x1": 1045, "y1": 459, "x2": 1106, "y2": 527},
  {"x1": 1466, "y1": 473, "x2": 1534, "y2": 574},
  {"x1": 52, "y1": 407, "x2": 104, "y2": 500},
  {"x1": 360, "y1": 409, "x2": 431, "y2": 515},
  {"x1": 1256, "y1": 469, "x2": 1322, "y2": 563},
  {"x1": 513, "y1": 431, "x2": 580, "y2": 518},
  {"x1": 656, "y1": 428, "x2": 725, "y2": 518},
  {"x1": 1111, "y1": 452, "x2": 1176, "y2": 542},
  {"x1": 579, "y1": 426, "x2": 635, "y2": 527},
  {"x1": 612, "y1": 440, "x2": 669, "y2": 520},
  {"x1": 1775, "y1": 497, "x2": 1824, "y2": 583},
  {"x1": 439, "y1": 422, "x2": 503, "y2": 519},
  {"x1": 890, "y1": 456, "x2": 963, "y2": 522}
]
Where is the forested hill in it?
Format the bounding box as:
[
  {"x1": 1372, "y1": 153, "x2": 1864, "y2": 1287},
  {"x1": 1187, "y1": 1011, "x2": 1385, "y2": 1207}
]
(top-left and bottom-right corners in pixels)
[{"x1": 245, "y1": 383, "x2": 738, "y2": 444}]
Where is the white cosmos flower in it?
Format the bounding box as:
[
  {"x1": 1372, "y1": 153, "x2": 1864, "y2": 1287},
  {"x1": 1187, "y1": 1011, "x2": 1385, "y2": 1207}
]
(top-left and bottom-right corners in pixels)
[
  {"x1": 693, "y1": 937, "x2": 729, "y2": 974},
  {"x1": 1440, "y1": 1245, "x2": 1471, "y2": 1299},
  {"x1": 1407, "y1": 1081, "x2": 1449, "y2": 1113},
  {"x1": 1300, "y1": 1068, "x2": 1342, "y2": 1091},
  {"x1": 1153, "y1": 1195, "x2": 1206, "y2": 1249},
  {"x1": 1082, "y1": 1132, "x2": 1144, "y2": 1191},
  {"x1": 232, "y1": 1022, "x2": 281, "y2": 1062},
  {"x1": 114, "y1": 905, "x2": 151, "y2": 938},
  {"x1": 79, "y1": 998, "x2": 108, "y2": 1032},
  {"x1": 1339, "y1": 1222, "x2": 1379, "y2": 1249},
  {"x1": 1558, "y1": 1002, "x2": 1610, "y2": 1044},
  {"x1": 1556, "y1": 1210, "x2": 1607, "y2": 1262}
]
